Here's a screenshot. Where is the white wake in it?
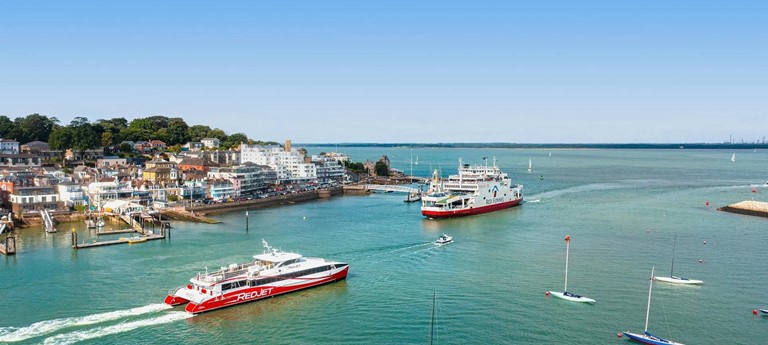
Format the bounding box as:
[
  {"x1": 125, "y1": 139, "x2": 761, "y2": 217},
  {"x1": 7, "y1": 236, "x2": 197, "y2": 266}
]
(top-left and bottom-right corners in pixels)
[
  {"x1": 0, "y1": 303, "x2": 171, "y2": 342},
  {"x1": 42, "y1": 311, "x2": 193, "y2": 345}
]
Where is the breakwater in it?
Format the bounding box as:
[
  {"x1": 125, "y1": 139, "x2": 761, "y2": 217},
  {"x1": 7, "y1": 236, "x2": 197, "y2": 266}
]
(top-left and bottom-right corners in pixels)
[{"x1": 718, "y1": 200, "x2": 768, "y2": 218}]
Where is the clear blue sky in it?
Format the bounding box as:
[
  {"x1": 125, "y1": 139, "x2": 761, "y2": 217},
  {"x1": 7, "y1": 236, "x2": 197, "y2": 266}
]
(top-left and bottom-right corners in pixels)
[{"x1": 2, "y1": 1, "x2": 766, "y2": 143}]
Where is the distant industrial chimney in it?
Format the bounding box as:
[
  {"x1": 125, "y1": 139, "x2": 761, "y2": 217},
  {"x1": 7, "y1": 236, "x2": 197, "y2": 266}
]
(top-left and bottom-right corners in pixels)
[{"x1": 285, "y1": 139, "x2": 291, "y2": 152}]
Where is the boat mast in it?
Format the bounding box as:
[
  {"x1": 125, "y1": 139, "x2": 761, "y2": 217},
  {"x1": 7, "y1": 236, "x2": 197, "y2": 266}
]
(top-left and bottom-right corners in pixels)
[
  {"x1": 564, "y1": 235, "x2": 570, "y2": 292},
  {"x1": 645, "y1": 267, "x2": 655, "y2": 333},
  {"x1": 670, "y1": 235, "x2": 677, "y2": 277},
  {"x1": 429, "y1": 289, "x2": 436, "y2": 345}
]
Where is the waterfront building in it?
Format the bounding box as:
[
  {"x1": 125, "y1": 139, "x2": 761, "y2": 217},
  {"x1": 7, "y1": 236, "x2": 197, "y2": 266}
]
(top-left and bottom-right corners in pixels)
[
  {"x1": 207, "y1": 163, "x2": 273, "y2": 196},
  {"x1": 85, "y1": 181, "x2": 119, "y2": 208},
  {"x1": 207, "y1": 178, "x2": 235, "y2": 200},
  {"x1": 240, "y1": 143, "x2": 317, "y2": 183},
  {"x1": 311, "y1": 155, "x2": 346, "y2": 183},
  {"x1": 9, "y1": 185, "x2": 59, "y2": 215},
  {"x1": 56, "y1": 181, "x2": 85, "y2": 207}
]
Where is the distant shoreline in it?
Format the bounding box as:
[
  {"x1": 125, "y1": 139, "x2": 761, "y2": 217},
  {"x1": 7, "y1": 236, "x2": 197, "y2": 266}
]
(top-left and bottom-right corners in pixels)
[{"x1": 299, "y1": 143, "x2": 768, "y2": 150}]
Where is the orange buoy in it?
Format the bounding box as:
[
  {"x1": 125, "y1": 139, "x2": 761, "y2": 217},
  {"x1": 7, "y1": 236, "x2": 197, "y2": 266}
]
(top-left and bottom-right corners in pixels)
[{"x1": 754, "y1": 309, "x2": 758, "y2": 315}]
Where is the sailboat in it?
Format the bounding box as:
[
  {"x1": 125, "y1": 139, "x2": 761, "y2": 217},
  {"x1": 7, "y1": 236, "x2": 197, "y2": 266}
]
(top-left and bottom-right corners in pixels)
[
  {"x1": 415, "y1": 156, "x2": 419, "y2": 165},
  {"x1": 623, "y1": 267, "x2": 685, "y2": 345},
  {"x1": 731, "y1": 153, "x2": 736, "y2": 162},
  {"x1": 653, "y1": 236, "x2": 703, "y2": 285},
  {"x1": 547, "y1": 235, "x2": 595, "y2": 303},
  {"x1": 527, "y1": 159, "x2": 532, "y2": 172}
]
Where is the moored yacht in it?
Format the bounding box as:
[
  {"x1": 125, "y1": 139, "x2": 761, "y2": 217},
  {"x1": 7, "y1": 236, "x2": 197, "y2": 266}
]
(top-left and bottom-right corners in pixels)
[
  {"x1": 164, "y1": 239, "x2": 349, "y2": 313},
  {"x1": 421, "y1": 158, "x2": 523, "y2": 218}
]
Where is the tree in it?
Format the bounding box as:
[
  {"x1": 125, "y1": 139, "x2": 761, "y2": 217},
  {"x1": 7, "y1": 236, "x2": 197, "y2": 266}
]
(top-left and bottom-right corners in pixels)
[
  {"x1": 15, "y1": 113, "x2": 58, "y2": 142},
  {"x1": 48, "y1": 126, "x2": 73, "y2": 150},
  {"x1": 0, "y1": 116, "x2": 22, "y2": 140},
  {"x1": 165, "y1": 118, "x2": 189, "y2": 145},
  {"x1": 222, "y1": 132, "x2": 248, "y2": 149},
  {"x1": 119, "y1": 142, "x2": 133, "y2": 153},
  {"x1": 206, "y1": 128, "x2": 227, "y2": 141},
  {"x1": 101, "y1": 131, "x2": 114, "y2": 147},
  {"x1": 187, "y1": 125, "x2": 212, "y2": 142},
  {"x1": 374, "y1": 161, "x2": 389, "y2": 176}
]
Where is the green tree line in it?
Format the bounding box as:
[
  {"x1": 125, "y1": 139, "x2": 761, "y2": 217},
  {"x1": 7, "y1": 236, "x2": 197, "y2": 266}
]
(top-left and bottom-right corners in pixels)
[{"x1": 0, "y1": 113, "x2": 273, "y2": 151}]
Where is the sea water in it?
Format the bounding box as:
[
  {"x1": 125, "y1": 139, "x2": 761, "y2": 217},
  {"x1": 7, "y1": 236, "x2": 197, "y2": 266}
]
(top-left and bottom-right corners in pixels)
[{"x1": 1, "y1": 148, "x2": 767, "y2": 344}]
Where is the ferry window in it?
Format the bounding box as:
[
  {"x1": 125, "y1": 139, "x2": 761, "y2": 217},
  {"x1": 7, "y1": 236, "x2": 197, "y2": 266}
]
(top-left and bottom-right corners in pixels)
[{"x1": 221, "y1": 283, "x2": 231, "y2": 290}]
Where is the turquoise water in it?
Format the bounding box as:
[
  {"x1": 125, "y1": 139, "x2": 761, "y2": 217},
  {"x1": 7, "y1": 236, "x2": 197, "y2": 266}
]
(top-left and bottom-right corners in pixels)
[{"x1": 2, "y1": 148, "x2": 768, "y2": 344}]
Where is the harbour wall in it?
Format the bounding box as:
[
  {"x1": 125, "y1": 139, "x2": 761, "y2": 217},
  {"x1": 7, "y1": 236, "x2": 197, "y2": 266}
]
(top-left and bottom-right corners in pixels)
[{"x1": 718, "y1": 200, "x2": 768, "y2": 218}]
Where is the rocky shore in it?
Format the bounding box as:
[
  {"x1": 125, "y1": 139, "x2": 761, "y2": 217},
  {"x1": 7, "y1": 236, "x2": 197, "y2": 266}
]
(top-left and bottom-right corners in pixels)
[{"x1": 718, "y1": 200, "x2": 768, "y2": 218}]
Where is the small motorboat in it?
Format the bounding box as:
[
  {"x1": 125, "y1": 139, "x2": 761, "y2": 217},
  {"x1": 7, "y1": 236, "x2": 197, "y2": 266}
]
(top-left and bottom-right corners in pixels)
[
  {"x1": 435, "y1": 234, "x2": 453, "y2": 245},
  {"x1": 759, "y1": 309, "x2": 768, "y2": 316}
]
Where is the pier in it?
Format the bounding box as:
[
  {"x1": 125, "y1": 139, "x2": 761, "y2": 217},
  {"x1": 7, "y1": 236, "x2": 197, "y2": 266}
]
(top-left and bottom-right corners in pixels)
[{"x1": 72, "y1": 211, "x2": 170, "y2": 249}]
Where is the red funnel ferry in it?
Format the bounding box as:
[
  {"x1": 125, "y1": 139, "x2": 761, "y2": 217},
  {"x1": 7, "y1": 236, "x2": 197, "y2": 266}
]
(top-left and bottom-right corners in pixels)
[
  {"x1": 164, "y1": 240, "x2": 349, "y2": 313},
  {"x1": 421, "y1": 158, "x2": 523, "y2": 218}
]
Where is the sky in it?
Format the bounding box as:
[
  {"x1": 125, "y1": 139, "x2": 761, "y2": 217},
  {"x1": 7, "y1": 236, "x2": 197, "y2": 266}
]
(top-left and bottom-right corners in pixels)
[{"x1": 1, "y1": 1, "x2": 766, "y2": 144}]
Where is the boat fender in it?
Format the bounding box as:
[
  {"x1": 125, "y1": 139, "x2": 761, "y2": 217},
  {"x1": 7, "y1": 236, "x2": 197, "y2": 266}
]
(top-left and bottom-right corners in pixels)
[
  {"x1": 187, "y1": 284, "x2": 192, "y2": 289},
  {"x1": 201, "y1": 289, "x2": 207, "y2": 294}
]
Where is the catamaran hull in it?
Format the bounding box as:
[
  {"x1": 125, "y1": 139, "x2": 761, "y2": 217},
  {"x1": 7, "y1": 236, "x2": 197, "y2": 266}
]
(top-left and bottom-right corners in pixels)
[
  {"x1": 174, "y1": 266, "x2": 349, "y2": 314},
  {"x1": 622, "y1": 332, "x2": 684, "y2": 345},
  {"x1": 547, "y1": 291, "x2": 595, "y2": 303},
  {"x1": 422, "y1": 198, "x2": 522, "y2": 218},
  {"x1": 653, "y1": 276, "x2": 703, "y2": 285}
]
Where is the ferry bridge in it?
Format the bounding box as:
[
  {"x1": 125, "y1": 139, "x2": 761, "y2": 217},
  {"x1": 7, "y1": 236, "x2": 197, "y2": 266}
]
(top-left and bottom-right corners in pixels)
[{"x1": 365, "y1": 185, "x2": 420, "y2": 194}]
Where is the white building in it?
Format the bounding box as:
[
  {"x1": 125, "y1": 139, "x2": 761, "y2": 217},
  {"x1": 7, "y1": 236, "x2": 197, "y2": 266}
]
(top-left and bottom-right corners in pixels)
[
  {"x1": 201, "y1": 138, "x2": 221, "y2": 149},
  {"x1": 57, "y1": 182, "x2": 85, "y2": 207},
  {"x1": 86, "y1": 181, "x2": 119, "y2": 207},
  {"x1": 239, "y1": 144, "x2": 317, "y2": 183},
  {"x1": 0, "y1": 139, "x2": 20, "y2": 154},
  {"x1": 312, "y1": 156, "x2": 346, "y2": 183}
]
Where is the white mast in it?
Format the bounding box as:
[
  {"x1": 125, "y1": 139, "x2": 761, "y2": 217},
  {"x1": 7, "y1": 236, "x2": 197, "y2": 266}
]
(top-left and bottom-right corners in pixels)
[
  {"x1": 564, "y1": 235, "x2": 570, "y2": 292},
  {"x1": 645, "y1": 267, "x2": 655, "y2": 332}
]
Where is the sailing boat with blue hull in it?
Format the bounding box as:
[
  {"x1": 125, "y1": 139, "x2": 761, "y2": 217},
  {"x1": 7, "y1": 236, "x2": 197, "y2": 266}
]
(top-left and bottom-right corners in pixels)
[
  {"x1": 623, "y1": 267, "x2": 685, "y2": 345},
  {"x1": 547, "y1": 235, "x2": 595, "y2": 303},
  {"x1": 653, "y1": 236, "x2": 703, "y2": 285}
]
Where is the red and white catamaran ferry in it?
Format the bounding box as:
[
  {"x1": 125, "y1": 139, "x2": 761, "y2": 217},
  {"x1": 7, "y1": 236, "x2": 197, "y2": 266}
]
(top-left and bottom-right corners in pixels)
[
  {"x1": 421, "y1": 158, "x2": 523, "y2": 218},
  {"x1": 164, "y1": 240, "x2": 349, "y2": 313}
]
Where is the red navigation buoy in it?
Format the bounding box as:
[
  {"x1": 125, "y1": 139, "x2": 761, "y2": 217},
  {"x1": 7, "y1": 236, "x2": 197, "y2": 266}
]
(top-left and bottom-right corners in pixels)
[
  {"x1": 754, "y1": 309, "x2": 758, "y2": 315},
  {"x1": 564, "y1": 235, "x2": 570, "y2": 241},
  {"x1": 753, "y1": 187, "x2": 757, "y2": 193},
  {"x1": 545, "y1": 291, "x2": 550, "y2": 297},
  {"x1": 617, "y1": 332, "x2": 622, "y2": 338},
  {"x1": 706, "y1": 201, "x2": 709, "y2": 206}
]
